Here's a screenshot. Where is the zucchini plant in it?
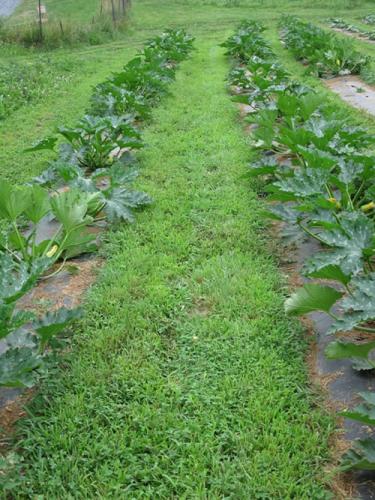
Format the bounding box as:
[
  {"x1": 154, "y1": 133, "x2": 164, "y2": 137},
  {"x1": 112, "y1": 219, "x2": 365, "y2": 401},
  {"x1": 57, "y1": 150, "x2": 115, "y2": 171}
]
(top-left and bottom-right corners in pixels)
[
  {"x1": 221, "y1": 20, "x2": 272, "y2": 62},
  {"x1": 0, "y1": 254, "x2": 82, "y2": 388},
  {"x1": 363, "y1": 14, "x2": 375, "y2": 25},
  {"x1": 230, "y1": 59, "x2": 292, "y2": 108},
  {"x1": 27, "y1": 115, "x2": 143, "y2": 171},
  {"x1": 90, "y1": 86, "x2": 151, "y2": 121},
  {"x1": 224, "y1": 20, "x2": 375, "y2": 472},
  {"x1": 142, "y1": 29, "x2": 195, "y2": 63},
  {"x1": 35, "y1": 161, "x2": 152, "y2": 224},
  {"x1": 0, "y1": 182, "x2": 102, "y2": 273},
  {"x1": 329, "y1": 18, "x2": 375, "y2": 41},
  {"x1": 89, "y1": 30, "x2": 194, "y2": 120},
  {"x1": 280, "y1": 15, "x2": 370, "y2": 77},
  {"x1": 103, "y1": 55, "x2": 175, "y2": 107}
]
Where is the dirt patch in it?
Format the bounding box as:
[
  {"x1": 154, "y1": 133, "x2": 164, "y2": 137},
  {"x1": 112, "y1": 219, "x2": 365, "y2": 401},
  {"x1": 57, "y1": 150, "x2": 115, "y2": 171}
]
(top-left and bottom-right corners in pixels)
[
  {"x1": 189, "y1": 297, "x2": 213, "y2": 317},
  {"x1": 325, "y1": 76, "x2": 375, "y2": 117},
  {"x1": 0, "y1": 390, "x2": 32, "y2": 453},
  {"x1": 19, "y1": 256, "x2": 102, "y2": 313},
  {"x1": 237, "y1": 102, "x2": 256, "y2": 118},
  {"x1": 244, "y1": 123, "x2": 257, "y2": 134}
]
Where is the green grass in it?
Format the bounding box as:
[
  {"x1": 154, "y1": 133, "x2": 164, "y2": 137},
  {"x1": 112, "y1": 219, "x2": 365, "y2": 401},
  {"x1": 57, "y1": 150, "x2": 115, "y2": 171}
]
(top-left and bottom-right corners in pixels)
[
  {"x1": 0, "y1": 44, "x2": 141, "y2": 183},
  {"x1": 3, "y1": 38, "x2": 333, "y2": 498},
  {"x1": 12, "y1": 0, "x2": 102, "y2": 23},
  {"x1": 3, "y1": 0, "x2": 375, "y2": 495},
  {"x1": 170, "y1": 0, "x2": 372, "y2": 8},
  {"x1": 3, "y1": 0, "x2": 126, "y2": 49},
  {"x1": 0, "y1": 56, "x2": 78, "y2": 122}
]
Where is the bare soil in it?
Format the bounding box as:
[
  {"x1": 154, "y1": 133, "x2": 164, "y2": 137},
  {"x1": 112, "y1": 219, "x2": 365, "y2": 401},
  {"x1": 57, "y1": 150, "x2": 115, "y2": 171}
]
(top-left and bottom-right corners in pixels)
[{"x1": 325, "y1": 76, "x2": 375, "y2": 117}]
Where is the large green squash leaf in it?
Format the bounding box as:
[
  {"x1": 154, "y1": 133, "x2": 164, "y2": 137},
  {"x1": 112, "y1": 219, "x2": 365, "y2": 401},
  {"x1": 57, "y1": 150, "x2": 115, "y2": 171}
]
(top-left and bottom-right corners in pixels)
[
  {"x1": 33, "y1": 307, "x2": 83, "y2": 348},
  {"x1": 305, "y1": 213, "x2": 374, "y2": 277},
  {"x1": 104, "y1": 188, "x2": 152, "y2": 223},
  {"x1": 341, "y1": 392, "x2": 375, "y2": 425},
  {"x1": 341, "y1": 439, "x2": 375, "y2": 471},
  {"x1": 325, "y1": 340, "x2": 375, "y2": 370},
  {"x1": 285, "y1": 284, "x2": 343, "y2": 316},
  {"x1": 308, "y1": 264, "x2": 351, "y2": 285},
  {"x1": 24, "y1": 185, "x2": 50, "y2": 224},
  {"x1": 0, "y1": 348, "x2": 41, "y2": 388},
  {"x1": 50, "y1": 189, "x2": 93, "y2": 232},
  {"x1": 0, "y1": 182, "x2": 30, "y2": 222},
  {"x1": 329, "y1": 273, "x2": 375, "y2": 333}
]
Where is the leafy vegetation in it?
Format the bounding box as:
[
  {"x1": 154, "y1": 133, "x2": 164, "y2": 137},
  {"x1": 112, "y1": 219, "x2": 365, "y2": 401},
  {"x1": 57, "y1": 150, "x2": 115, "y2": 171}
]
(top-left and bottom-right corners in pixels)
[
  {"x1": 0, "y1": 254, "x2": 82, "y2": 388},
  {"x1": 363, "y1": 14, "x2": 375, "y2": 25},
  {"x1": 0, "y1": 28, "x2": 194, "y2": 388},
  {"x1": 0, "y1": 38, "x2": 331, "y2": 496},
  {"x1": 29, "y1": 115, "x2": 143, "y2": 171},
  {"x1": 329, "y1": 18, "x2": 375, "y2": 41},
  {"x1": 0, "y1": 57, "x2": 76, "y2": 121},
  {"x1": 340, "y1": 392, "x2": 375, "y2": 470},
  {"x1": 0, "y1": 182, "x2": 101, "y2": 268},
  {"x1": 223, "y1": 19, "x2": 375, "y2": 472},
  {"x1": 2, "y1": 0, "x2": 375, "y2": 494},
  {"x1": 35, "y1": 161, "x2": 152, "y2": 224},
  {"x1": 280, "y1": 15, "x2": 370, "y2": 77}
]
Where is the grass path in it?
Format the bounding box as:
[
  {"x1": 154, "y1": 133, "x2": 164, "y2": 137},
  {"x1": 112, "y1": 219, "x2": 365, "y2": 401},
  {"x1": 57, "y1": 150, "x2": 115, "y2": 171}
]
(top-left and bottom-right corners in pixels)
[{"x1": 6, "y1": 39, "x2": 332, "y2": 498}]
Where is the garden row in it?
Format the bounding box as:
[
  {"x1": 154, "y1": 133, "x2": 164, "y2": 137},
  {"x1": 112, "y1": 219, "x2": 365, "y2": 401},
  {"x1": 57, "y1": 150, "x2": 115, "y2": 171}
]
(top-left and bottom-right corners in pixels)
[
  {"x1": 364, "y1": 15, "x2": 375, "y2": 26},
  {"x1": 0, "y1": 29, "x2": 194, "y2": 390},
  {"x1": 279, "y1": 15, "x2": 370, "y2": 78},
  {"x1": 329, "y1": 18, "x2": 375, "y2": 42},
  {"x1": 222, "y1": 21, "x2": 375, "y2": 471}
]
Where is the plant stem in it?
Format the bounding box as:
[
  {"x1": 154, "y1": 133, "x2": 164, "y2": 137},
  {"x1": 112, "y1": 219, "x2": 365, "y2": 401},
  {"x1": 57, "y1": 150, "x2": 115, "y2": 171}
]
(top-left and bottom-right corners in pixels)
[
  {"x1": 355, "y1": 325, "x2": 375, "y2": 334},
  {"x1": 12, "y1": 222, "x2": 28, "y2": 262},
  {"x1": 298, "y1": 222, "x2": 326, "y2": 245},
  {"x1": 352, "y1": 180, "x2": 365, "y2": 206},
  {"x1": 41, "y1": 259, "x2": 67, "y2": 280}
]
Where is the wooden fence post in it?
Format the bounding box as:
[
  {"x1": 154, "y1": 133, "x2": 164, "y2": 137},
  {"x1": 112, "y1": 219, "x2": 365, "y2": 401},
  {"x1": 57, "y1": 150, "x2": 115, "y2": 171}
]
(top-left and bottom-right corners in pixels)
[
  {"x1": 111, "y1": 0, "x2": 116, "y2": 24},
  {"x1": 38, "y1": 0, "x2": 43, "y2": 41}
]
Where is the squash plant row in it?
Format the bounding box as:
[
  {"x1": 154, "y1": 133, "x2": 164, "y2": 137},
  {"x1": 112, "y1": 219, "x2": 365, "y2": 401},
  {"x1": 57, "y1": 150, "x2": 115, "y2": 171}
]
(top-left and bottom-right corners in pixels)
[
  {"x1": 329, "y1": 18, "x2": 375, "y2": 42},
  {"x1": 222, "y1": 20, "x2": 375, "y2": 471},
  {"x1": 364, "y1": 15, "x2": 375, "y2": 26},
  {"x1": 0, "y1": 29, "x2": 194, "y2": 390},
  {"x1": 279, "y1": 15, "x2": 370, "y2": 78}
]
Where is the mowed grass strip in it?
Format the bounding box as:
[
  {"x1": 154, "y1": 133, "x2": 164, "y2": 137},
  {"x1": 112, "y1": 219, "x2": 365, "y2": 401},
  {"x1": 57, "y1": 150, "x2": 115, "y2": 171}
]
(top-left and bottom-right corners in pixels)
[{"x1": 6, "y1": 38, "x2": 332, "y2": 498}]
